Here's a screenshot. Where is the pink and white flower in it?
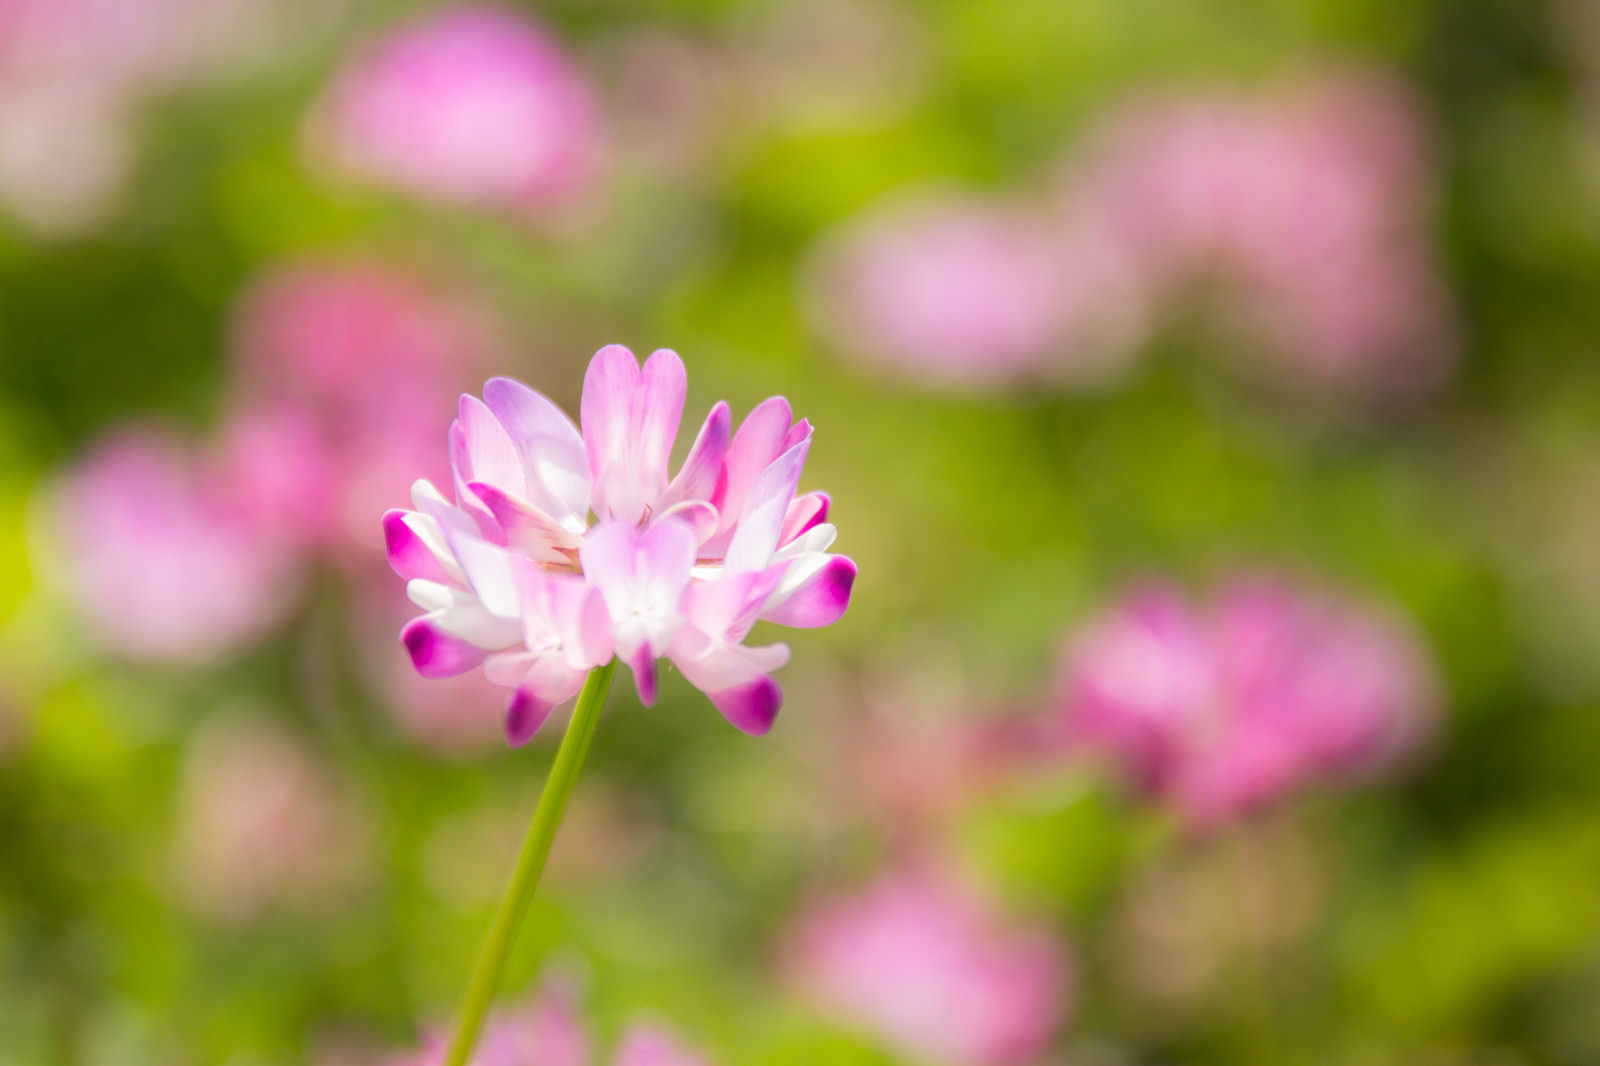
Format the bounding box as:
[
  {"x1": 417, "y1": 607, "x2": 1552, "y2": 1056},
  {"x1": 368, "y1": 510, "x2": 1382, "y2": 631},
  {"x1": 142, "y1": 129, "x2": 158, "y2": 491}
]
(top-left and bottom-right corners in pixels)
[
  {"x1": 305, "y1": 4, "x2": 604, "y2": 219},
  {"x1": 1063, "y1": 73, "x2": 1453, "y2": 397},
  {"x1": 42, "y1": 424, "x2": 304, "y2": 663},
  {"x1": 787, "y1": 868, "x2": 1070, "y2": 1066},
  {"x1": 385, "y1": 345, "x2": 856, "y2": 743},
  {"x1": 1059, "y1": 574, "x2": 1439, "y2": 828},
  {"x1": 804, "y1": 192, "x2": 1145, "y2": 387}
]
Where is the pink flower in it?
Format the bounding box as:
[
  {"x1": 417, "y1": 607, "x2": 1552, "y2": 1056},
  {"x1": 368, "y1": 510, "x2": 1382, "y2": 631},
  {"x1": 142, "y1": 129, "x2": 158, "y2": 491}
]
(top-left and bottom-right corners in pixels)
[
  {"x1": 788, "y1": 869, "x2": 1070, "y2": 1066},
  {"x1": 804, "y1": 193, "x2": 1145, "y2": 387},
  {"x1": 229, "y1": 258, "x2": 501, "y2": 557},
  {"x1": 175, "y1": 715, "x2": 366, "y2": 919},
  {"x1": 42, "y1": 425, "x2": 303, "y2": 663},
  {"x1": 306, "y1": 4, "x2": 604, "y2": 218},
  {"x1": 612, "y1": 1026, "x2": 714, "y2": 1066},
  {"x1": 385, "y1": 345, "x2": 856, "y2": 743},
  {"x1": 0, "y1": 0, "x2": 314, "y2": 235},
  {"x1": 395, "y1": 987, "x2": 589, "y2": 1066},
  {"x1": 1066, "y1": 73, "x2": 1452, "y2": 396},
  {"x1": 387, "y1": 986, "x2": 712, "y2": 1066},
  {"x1": 1060, "y1": 574, "x2": 1439, "y2": 828}
]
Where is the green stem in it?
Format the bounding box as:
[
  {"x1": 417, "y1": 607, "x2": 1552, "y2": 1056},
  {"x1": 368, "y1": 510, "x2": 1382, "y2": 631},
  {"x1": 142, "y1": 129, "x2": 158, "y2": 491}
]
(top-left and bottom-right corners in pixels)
[{"x1": 443, "y1": 660, "x2": 616, "y2": 1066}]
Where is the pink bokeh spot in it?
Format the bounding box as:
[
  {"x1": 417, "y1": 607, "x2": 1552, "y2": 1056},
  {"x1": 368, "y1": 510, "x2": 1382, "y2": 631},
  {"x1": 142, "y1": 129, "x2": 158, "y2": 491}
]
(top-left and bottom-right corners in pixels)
[
  {"x1": 1060, "y1": 573, "x2": 1440, "y2": 828},
  {"x1": 1064, "y1": 72, "x2": 1453, "y2": 396},
  {"x1": 307, "y1": 4, "x2": 604, "y2": 218},
  {"x1": 806, "y1": 193, "x2": 1145, "y2": 387},
  {"x1": 46, "y1": 425, "x2": 304, "y2": 663},
  {"x1": 788, "y1": 869, "x2": 1070, "y2": 1066}
]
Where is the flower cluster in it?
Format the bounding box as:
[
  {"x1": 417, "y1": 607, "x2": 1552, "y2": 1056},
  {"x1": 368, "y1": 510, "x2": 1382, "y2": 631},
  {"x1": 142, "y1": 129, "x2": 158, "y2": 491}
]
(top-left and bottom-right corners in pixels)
[
  {"x1": 306, "y1": 4, "x2": 604, "y2": 219},
  {"x1": 0, "y1": 0, "x2": 315, "y2": 236},
  {"x1": 806, "y1": 72, "x2": 1451, "y2": 399},
  {"x1": 385, "y1": 345, "x2": 857, "y2": 741},
  {"x1": 1059, "y1": 574, "x2": 1438, "y2": 828},
  {"x1": 40, "y1": 259, "x2": 495, "y2": 667},
  {"x1": 787, "y1": 868, "x2": 1070, "y2": 1066},
  {"x1": 383, "y1": 984, "x2": 712, "y2": 1066}
]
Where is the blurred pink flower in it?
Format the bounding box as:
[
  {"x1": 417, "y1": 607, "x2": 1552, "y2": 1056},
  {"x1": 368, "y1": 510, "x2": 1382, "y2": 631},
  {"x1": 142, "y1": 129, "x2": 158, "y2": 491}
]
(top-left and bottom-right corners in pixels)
[
  {"x1": 1067, "y1": 73, "x2": 1452, "y2": 396},
  {"x1": 0, "y1": 0, "x2": 313, "y2": 235},
  {"x1": 0, "y1": 0, "x2": 283, "y2": 91},
  {"x1": 43, "y1": 425, "x2": 303, "y2": 663},
  {"x1": 612, "y1": 1026, "x2": 714, "y2": 1066},
  {"x1": 306, "y1": 4, "x2": 604, "y2": 218},
  {"x1": 396, "y1": 988, "x2": 588, "y2": 1066},
  {"x1": 229, "y1": 258, "x2": 501, "y2": 557},
  {"x1": 388, "y1": 985, "x2": 711, "y2": 1066},
  {"x1": 386, "y1": 345, "x2": 855, "y2": 742},
  {"x1": 788, "y1": 869, "x2": 1070, "y2": 1066},
  {"x1": 805, "y1": 193, "x2": 1144, "y2": 387},
  {"x1": 1060, "y1": 574, "x2": 1439, "y2": 828},
  {"x1": 176, "y1": 715, "x2": 366, "y2": 919}
]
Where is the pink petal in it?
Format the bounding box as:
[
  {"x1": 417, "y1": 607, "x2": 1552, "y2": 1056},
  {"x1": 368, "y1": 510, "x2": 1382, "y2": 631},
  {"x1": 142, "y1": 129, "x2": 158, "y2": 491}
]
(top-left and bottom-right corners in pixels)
[
  {"x1": 635, "y1": 348, "x2": 687, "y2": 491},
  {"x1": 626, "y1": 645, "x2": 658, "y2": 706},
  {"x1": 725, "y1": 441, "x2": 810, "y2": 574},
  {"x1": 402, "y1": 618, "x2": 489, "y2": 678},
  {"x1": 382, "y1": 509, "x2": 454, "y2": 584},
  {"x1": 762, "y1": 555, "x2": 857, "y2": 628},
  {"x1": 467, "y1": 480, "x2": 579, "y2": 565},
  {"x1": 505, "y1": 686, "x2": 555, "y2": 746},
  {"x1": 581, "y1": 343, "x2": 639, "y2": 485},
  {"x1": 439, "y1": 525, "x2": 522, "y2": 618},
  {"x1": 656, "y1": 500, "x2": 719, "y2": 544},
  {"x1": 482, "y1": 376, "x2": 589, "y2": 522},
  {"x1": 571, "y1": 584, "x2": 615, "y2": 668},
  {"x1": 455, "y1": 393, "x2": 525, "y2": 496},
  {"x1": 712, "y1": 396, "x2": 793, "y2": 536},
  {"x1": 582, "y1": 344, "x2": 686, "y2": 523},
  {"x1": 709, "y1": 676, "x2": 783, "y2": 736},
  {"x1": 448, "y1": 422, "x2": 504, "y2": 542},
  {"x1": 638, "y1": 516, "x2": 699, "y2": 607},
  {"x1": 660, "y1": 400, "x2": 730, "y2": 509},
  {"x1": 778, "y1": 491, "x2": 830, "y2": 547},
  {"x1": 580, "y1": 518, "x2": 694, "y2": 669}
]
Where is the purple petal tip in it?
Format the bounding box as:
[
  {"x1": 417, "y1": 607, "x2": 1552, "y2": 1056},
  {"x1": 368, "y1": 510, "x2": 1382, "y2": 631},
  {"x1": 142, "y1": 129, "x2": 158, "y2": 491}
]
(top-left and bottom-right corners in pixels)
[
  {"x1": 401, "y1": 619, "x2": 484, "y2": 679},
  {"x1": 505, "y1": 688, "x2": 555, "y2": 747},
  {"x1": 711, "y1": 676, "x2": 783, "y2": 736}
]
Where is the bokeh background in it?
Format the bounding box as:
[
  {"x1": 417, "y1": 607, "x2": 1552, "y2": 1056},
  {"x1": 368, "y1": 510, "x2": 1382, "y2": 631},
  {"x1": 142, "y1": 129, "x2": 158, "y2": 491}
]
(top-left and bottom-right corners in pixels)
[{"x1": 3, "y1": 0, "x2": 1600, "y2": 1063}]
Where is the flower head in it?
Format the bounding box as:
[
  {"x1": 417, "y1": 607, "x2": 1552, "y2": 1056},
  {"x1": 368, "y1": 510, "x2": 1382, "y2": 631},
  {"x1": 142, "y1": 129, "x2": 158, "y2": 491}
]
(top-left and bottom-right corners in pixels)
[
  {"x1": 381, "y1": 984, "x2": 712, "y2": 1066},
  {"x1": 42, "y1": 424, "x2": 304, "y2": 663},
  {"x1": 787, "y1": 869, "x2": 1070, "y2": 1066},
  {"x1": 804, "y1": 192, "x2": 1144, "y2": 388},
  {"x1": 306, "y1": 4, "x2": 603, "y2": 218},
  {"x1": 385, "y1": 345, "x2": 856, "y2": 743},
  {"x1": 1060, "y1": 574, "x2": 1439, "y2": 828}
]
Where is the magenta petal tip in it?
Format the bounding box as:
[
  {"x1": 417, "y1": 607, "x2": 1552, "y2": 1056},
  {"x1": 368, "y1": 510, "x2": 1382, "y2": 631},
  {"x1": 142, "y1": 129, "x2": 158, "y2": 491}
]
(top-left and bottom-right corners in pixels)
[
  {"x1": 505, "y1": 687, "x2": 556, "y2": 747},
  {"x1": 401, "y1": 619, "x2": 487, "y2": 679},
  {"x1": 767, "y1": 556, "x2": 858, "y2": 629},
  {"x1": 710, "y1": 676, "x2": 783, "y2": 736}
]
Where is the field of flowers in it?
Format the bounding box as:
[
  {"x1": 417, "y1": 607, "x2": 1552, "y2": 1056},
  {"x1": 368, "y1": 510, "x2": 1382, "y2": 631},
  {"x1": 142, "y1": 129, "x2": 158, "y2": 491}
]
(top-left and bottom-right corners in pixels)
[{"x1": 3, "y1": 1, "x2": 1600, "y2": 1063}]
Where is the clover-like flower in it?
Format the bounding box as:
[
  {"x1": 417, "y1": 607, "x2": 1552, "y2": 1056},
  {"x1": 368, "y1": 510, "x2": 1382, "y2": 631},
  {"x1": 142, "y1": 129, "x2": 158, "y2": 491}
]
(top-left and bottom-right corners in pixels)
[{"x1": 383, "y1": 344, "x2": 857, "y2": 742}]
